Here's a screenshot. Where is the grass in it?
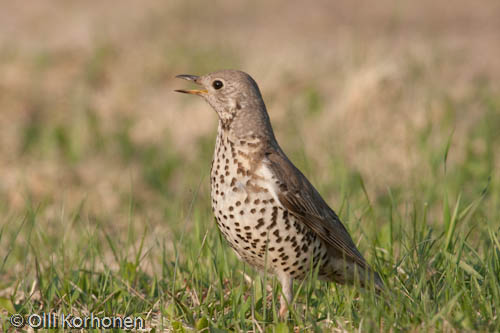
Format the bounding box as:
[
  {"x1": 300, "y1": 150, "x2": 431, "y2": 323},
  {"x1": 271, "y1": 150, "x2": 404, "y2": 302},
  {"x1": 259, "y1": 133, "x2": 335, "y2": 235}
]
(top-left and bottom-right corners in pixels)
[
  {"x1": 1, "y1": 1, "x2": 500, "y2": 331},
  {"x1": 0, "y1": 93, "x2": 499, "y2": 331}
]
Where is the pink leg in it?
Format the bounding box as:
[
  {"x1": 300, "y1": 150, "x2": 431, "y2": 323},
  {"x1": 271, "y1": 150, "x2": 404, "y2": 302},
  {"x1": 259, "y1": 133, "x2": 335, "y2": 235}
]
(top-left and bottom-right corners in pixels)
[{"x1": 278, "y1": 272, "x2": 293, "y2": 319}]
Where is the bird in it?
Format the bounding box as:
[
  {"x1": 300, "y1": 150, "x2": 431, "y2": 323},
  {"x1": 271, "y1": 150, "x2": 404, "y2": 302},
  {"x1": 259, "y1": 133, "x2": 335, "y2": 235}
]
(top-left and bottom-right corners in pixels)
[{"x1": 175, "y1": 69, "x2": 383, "y2": 318}]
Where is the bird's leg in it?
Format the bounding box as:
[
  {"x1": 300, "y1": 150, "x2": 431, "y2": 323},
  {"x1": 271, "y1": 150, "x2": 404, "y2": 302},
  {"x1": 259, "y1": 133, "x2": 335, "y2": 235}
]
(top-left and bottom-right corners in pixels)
[{"x1": 278, "y1": 273, "x2": 293, "y2": 320}]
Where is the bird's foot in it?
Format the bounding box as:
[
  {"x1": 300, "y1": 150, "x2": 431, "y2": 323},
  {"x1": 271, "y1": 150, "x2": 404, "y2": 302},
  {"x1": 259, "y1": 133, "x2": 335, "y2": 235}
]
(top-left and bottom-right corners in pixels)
[{"x1": 278, "y1": 302, "x2": 288, "y2": 320}]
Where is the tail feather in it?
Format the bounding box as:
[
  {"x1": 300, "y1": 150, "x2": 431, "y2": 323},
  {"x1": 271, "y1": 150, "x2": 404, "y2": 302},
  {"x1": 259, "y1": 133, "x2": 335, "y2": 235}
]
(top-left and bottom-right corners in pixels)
[{"x1": 372, "y1": 270, "x2": 385, "y2": 293}]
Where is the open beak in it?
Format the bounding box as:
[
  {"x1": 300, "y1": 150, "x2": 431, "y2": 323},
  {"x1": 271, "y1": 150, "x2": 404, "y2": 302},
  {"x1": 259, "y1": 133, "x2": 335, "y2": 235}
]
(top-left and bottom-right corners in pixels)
[{"x1": 174, "y1": 74, "x2": 208, "y2": 95}]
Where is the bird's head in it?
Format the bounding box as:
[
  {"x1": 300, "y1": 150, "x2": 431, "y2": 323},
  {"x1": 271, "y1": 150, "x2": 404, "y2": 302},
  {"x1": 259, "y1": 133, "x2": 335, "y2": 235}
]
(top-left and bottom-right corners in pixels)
[{"x1": 175, "y1": 70, "x2": 273, "y2": 139}]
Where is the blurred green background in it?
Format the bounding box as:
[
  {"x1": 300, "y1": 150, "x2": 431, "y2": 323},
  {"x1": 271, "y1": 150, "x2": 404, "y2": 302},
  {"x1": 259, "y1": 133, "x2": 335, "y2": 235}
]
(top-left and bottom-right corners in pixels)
[{"x1": 0, "y1": 0, "x2": 499, "y2": 330}]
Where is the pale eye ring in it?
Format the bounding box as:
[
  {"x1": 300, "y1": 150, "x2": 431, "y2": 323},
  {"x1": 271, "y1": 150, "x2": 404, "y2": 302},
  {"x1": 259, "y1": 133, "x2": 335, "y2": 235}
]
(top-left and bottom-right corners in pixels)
[{"x1": 212, "y1": 80, "x2": 223, "y2": 90}]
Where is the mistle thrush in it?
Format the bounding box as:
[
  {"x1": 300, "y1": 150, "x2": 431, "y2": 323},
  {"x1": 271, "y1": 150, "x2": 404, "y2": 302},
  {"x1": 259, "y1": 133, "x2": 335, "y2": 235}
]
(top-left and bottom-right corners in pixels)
[{"x1": 175, "y1": 69, "x2": 383, "y2": 318}]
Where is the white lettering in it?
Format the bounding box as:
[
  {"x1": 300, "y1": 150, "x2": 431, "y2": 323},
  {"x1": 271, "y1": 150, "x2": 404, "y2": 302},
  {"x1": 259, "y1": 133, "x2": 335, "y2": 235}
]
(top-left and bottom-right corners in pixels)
[
  {"x1": 101, "y1": 316, "x2": 112, "y2": 329},
  {"x1": 28, "y1": 314, "x2": 42, "y2": 329}
]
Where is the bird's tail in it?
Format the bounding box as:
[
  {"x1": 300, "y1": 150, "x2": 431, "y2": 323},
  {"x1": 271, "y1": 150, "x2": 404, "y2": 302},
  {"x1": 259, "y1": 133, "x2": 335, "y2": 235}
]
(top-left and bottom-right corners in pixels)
[
  {"x1": 372, "y1": 270, "x2": 385, "y2": 293},
  {"x1": 357, "y1": 266, "x2": 384, "y2": 293}
]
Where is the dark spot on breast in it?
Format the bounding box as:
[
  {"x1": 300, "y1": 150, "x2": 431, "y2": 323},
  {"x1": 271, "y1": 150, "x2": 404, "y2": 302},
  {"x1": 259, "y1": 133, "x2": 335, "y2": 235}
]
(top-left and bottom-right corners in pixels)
[
  {"x1": 254, "y1": 199, "x2": 260, "y2": 205},
  {"x1": 260, "y1": 231, "x2": 267, "y2": 237},
  {"x1": 256, "y1": 218, "x2": 265, "y2": 229},
  {"x1": 250, "y1": 208, "x2": 256, "y2": 214},
  {"x1": 267, "y1": 219, "x2": 277, "y2": 230},
  {"x1": 229, "y1": 206, "x2": 234, "y2": 211},
  {"x1": 235, "y1": 201, "x2": 241, "y2": 206},
  {"x1": 260, "y1": 208, "x2": 266, "y2": 213},
  {"x1": 230, "y1": 178, "x2": 237, "y2": 186},
  {"x1": 313, "y1": 253, "x2": 321, "y2": 264},
  {"x1": 244, "y1": 226, "x2": 251, "y2": 230}
]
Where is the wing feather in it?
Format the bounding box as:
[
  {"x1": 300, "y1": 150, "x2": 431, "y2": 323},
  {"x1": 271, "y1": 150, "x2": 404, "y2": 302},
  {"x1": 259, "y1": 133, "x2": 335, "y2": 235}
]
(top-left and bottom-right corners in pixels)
[{"x1": 264, "y1": 148, "x2": 369, "y2": 269}]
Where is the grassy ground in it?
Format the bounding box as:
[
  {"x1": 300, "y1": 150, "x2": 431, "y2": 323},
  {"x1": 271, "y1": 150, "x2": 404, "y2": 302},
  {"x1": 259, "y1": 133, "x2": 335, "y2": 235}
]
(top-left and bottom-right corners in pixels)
[{"x1": 1, "y1": 1, "x2": 500, "y2": 331}]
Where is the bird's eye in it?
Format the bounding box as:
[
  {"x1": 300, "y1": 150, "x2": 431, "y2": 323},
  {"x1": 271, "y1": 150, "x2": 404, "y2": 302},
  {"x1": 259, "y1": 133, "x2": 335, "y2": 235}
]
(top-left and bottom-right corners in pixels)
[{"x1": 212, "y1": 80, "x2": 223, "y2": 90}]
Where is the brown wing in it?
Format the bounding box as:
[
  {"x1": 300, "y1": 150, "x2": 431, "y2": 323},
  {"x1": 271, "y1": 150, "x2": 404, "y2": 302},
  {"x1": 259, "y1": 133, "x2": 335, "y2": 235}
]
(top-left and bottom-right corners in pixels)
[{"x1": 264, "y1": 147, "x2": 369, "y2": 270}]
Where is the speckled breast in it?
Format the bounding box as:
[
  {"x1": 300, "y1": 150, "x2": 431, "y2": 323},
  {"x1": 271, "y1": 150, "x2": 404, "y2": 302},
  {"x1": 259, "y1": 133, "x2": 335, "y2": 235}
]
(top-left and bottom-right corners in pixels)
[{"x1": 210, "y1": 129, "x2": 330, "y2": 279}]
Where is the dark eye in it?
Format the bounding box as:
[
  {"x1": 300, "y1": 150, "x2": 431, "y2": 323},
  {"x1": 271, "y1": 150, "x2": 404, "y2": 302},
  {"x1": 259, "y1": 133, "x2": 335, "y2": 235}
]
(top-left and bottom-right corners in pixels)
[{"x1": 212, "y1": 80, "x2": 223, "y2": 90}]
